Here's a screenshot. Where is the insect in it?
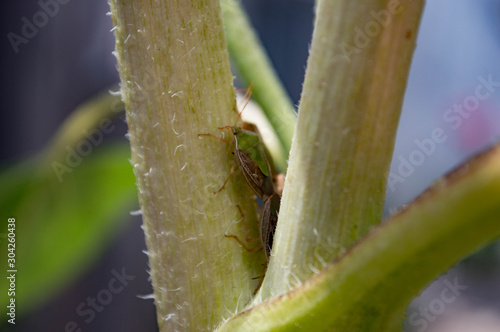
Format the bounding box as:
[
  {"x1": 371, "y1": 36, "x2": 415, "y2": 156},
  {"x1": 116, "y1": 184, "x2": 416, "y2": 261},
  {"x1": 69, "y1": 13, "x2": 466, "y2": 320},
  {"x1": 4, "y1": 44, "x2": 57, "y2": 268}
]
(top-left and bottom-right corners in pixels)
[
  {"x1": 216, "y1": 125, "x2": 282, "y2": 259},
  {"x1": 217, "y1": 125, "x2": 275, "y2": 199},
  {"x1": 224, "y1": 193, "x2": 281, "y2": 260},
  {"x1": 199, "y1": 84, "x2": 283, "y2": 260},
  {"x1": 198, "y1": 84, "x2": 277, "y2": 198},
  {"x1": 259, "y1": 193, "x2": 281, "y2": 259}
]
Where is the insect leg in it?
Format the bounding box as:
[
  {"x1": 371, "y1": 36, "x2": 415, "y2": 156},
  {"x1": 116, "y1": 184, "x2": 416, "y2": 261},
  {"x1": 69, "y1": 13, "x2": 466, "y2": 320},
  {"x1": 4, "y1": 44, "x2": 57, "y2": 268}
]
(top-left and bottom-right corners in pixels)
[
  {"x1": 223, "y1": 234, "x2": 262, "y2": 253},
  {"x1": 197, "y1": 133, "x2": 230, "y2": 143},
  {"x1": 214, "y1": 163, "x2": 236, "y2": 195},
  {"x1": 224, "y1": 205, "x2": 262, "y2": 252}
]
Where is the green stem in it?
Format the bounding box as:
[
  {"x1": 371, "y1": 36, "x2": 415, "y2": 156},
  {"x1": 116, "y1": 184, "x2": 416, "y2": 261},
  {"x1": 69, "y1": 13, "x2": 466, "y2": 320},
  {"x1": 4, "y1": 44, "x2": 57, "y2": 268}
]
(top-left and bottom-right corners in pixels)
[
  {"x1": 221, "y1": 0, "x2": 297, "y2": 170},
  {"x1": 109, "y1": 1, "x2": 264, "y2": 330},
  {"x1": 259, "y1": 0, "x2": 424, "y2": 300},
  {"x1": 220, "y1": 144, "x2": 500, "y2": 331}
]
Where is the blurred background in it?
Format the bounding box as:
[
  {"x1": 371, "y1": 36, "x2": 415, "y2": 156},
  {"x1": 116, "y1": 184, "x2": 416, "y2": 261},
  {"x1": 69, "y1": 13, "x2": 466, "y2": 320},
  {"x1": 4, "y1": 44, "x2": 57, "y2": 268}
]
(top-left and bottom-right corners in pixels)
[{"x1": 1, "y1": 0, "x2": 499, "y2": 331}]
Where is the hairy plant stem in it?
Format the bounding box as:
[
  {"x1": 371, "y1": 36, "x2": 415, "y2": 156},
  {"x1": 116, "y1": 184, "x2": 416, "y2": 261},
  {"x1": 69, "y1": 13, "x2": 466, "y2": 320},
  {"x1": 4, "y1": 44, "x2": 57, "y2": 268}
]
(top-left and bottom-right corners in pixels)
[
  {"x1": 259, "y1": 0, "x2": 425, "y2": 300},
  {"x1": 109, "y1": 1, "x2": 264, "y2": 330},
  {"x1": 220, "y1": 144, "x2": 500, "y2": 331}
]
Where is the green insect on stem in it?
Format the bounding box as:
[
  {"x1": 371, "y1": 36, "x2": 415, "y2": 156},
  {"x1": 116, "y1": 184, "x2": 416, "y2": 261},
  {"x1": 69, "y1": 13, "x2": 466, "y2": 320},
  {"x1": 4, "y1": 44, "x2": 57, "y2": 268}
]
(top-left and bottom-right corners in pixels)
[
  {"x1": 218, "y1": 125, "x2": 275, "y2": 199},
  {"x1": 222, "y1": 126, "x2": 270, "y2": 177},
  {"x1": 260, "y1": 194, "x2": 281, "y2": 259},
  {"x1": 199, "y1": 84, "x2": 283, "y2": 263},
  {"x1": 224, "y1": 194, "x2": 281, "y2": 261}
]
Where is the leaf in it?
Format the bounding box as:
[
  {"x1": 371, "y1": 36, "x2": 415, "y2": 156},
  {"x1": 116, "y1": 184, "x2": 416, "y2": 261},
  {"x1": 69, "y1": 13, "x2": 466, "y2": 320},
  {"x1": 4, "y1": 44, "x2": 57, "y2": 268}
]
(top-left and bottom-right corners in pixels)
[{"x1": 0, "y1": 144, "x2": 137, "y2": 317}]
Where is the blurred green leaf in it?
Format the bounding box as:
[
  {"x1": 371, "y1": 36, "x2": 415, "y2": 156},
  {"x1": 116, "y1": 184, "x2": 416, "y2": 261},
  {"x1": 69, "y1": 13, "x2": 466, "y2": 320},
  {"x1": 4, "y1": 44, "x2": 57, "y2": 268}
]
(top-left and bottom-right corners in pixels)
[
  {"x1": 0, "y1": 142, "x2": 136, "y2": 316},
  {"x1": 0, "y1": 87, "x2": 136, "y2": 318}
]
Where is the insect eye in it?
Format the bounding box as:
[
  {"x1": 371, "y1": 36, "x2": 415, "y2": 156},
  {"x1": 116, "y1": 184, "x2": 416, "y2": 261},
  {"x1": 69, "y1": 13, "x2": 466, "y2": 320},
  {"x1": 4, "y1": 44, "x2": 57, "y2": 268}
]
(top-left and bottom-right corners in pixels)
[{"x1": 233, "y1": 131, "x2": 238, "y2": 135}]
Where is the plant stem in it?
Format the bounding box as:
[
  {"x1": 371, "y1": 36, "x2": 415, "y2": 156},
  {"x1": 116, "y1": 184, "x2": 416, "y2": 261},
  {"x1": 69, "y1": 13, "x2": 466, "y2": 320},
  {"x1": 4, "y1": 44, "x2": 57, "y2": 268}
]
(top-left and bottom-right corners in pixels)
[
  {"x1": 220, "y1": 144, "x2": 500, "y2": 331},
  {"x1": 259, "y1": 0, "x2": 425, "y2": 300},
  {"x1": 221, "y1": 0, "x2": 297, "y2": 170},
  {"x1": 109, "y1": 1, "x2": 264, "y2": 330}
]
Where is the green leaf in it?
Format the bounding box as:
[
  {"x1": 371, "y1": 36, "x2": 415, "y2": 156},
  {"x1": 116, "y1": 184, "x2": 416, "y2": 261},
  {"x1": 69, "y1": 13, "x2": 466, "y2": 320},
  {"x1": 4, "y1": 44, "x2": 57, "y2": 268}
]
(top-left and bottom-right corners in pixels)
[
  {"x1": 0, "y1": 144, "x2": 136, "y2": 316},
  {"x1": 0, "y1": 84, "x2": 133, "y2": 318}
]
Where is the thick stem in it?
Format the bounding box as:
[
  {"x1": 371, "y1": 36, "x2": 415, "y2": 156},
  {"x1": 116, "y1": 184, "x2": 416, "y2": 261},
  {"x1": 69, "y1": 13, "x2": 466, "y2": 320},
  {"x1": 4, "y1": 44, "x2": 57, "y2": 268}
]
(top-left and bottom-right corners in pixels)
[
  {"x1": 259, "y1": 0, "x2": 425, "y2": 299},
  {"x1": 220, "y1": 144, "x2": 500, "y2": 331},
  {"x1": 109, "y1": 1, "x2": 264, "y2": 330}
]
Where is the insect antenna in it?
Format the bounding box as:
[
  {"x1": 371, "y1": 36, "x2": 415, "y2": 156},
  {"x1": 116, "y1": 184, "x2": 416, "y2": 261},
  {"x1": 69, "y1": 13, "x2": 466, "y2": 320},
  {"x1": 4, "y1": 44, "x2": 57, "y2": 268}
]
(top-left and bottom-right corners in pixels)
[{"x1": 234, "y1": 82, "x2": 254, "y2": 127}]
